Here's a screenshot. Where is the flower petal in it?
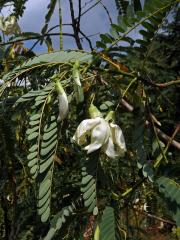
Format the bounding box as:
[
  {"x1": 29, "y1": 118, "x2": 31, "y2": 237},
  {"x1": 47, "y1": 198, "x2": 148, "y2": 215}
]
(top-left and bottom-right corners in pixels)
[
  {"x1": 57, "y1": 92, "x2": 69, "y2": 121},
  {"x1": 73, "y1": 118, "x2": 101, "y2": 145},
  {"x1": 110, "y1": 123, "x2": 126, "y2": 156},
  {"x1": 85, "y1": 119, "x2": 110, "y2": 154},
  {"x1": 103, "y1": 134, "x2": 117, "y2": 159}
]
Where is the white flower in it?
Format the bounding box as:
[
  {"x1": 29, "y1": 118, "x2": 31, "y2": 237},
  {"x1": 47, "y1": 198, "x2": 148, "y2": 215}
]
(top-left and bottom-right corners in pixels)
[
  {"x1": 73, "y1": 117, "x2": 126, "y2": 158},
  {"x1": 55, "y1": 81, "x2": 69, "y2": 121}
]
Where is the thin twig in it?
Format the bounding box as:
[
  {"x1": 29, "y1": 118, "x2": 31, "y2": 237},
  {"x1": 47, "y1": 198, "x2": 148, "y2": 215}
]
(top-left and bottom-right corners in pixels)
[
  {"x1": 134, "y1": 208, "x2": 175, "y2": 225},
  {"x1": 99, "y1": 1, "x2": 113, "y2": 24},
  {"x1": 120, "y1": 99, "x2": 180, "y2": 150},
  {"x1": 80, "y1": 0, "x2": 102, "y2": 18},
  {"x1": 79, "y1": 30, "x2": 93, "y2": 51},
  {"x1": 0, "y1": 32, "x2": 75, "y2": 46}
]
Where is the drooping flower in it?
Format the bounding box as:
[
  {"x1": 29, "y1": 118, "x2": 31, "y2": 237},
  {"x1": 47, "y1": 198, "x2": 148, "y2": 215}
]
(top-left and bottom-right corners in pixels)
[
  {"x1": 55, "y1": 81, "x2": 69, "y2": 121},
  {"x1": 72, "y1": 105, "x2": 126, "y2": 158}
]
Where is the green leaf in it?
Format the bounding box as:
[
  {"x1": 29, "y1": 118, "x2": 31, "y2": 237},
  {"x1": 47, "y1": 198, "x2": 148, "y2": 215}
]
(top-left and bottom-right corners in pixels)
[
  {"x1": 82, "y1": 175, "x2": 93, "y2": 185},
  {"x1": 26, "y1": 126, "x2": 39, "y2": 135},
  {"x1": 99, "y1": 207, "x2": 115, "y2": 240},
  {"x1": 27, "y1": 152, "x2": 37, "y2": 160},
  {"x1": 28, "y1": 158, "x2": 38, "y2": 167},
  {"x1": 41, "y1": 135, "x2": 57, "y2": 148},
  {"x1": 30, "y1": 114, "x2": 41, "y2": 121},
  {"x1": 40, "y1": 156, "x2": 53, "y2": 173},
  {"x1": 27, "y1": 132, "x2": 38, "y2": 141},
  {"x1": 41, "y1": 206, "x2": 51, "y2": 222},
  {"x1": 30, "y1": 165, "x2": 38, "y2": 175},
  {"x1": 39, "y1": 179, "x2": 51, "y2": 199},
  {"x1": 43, "y1": 128, "x2": 57, "y2": 141},
  {"x1": 29, "y1": 144, "x2": 38, "y2": 152}
]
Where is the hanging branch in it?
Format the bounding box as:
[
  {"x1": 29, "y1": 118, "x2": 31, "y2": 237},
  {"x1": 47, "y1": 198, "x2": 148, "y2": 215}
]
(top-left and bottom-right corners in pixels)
[{"x1": 69, "y1": 0, "x2": 83, "y2": 49}]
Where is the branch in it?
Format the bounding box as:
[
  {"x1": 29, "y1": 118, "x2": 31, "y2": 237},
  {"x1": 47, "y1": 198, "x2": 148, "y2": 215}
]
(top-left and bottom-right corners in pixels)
[
  {"x1": 69, "y1": 0, "x2": 83, "y2": 49},
  {"x1": 0, "y1": 32, "x2": 75, "y2": 46},
  {"x1": 134, "y1": 208, "x2": 175, "y2": 225},
  {"x1": 146, "y1": 76, "x2": 180, "y2": 88},
  {"x1": 99, "y1": 1, "x2": 113, "y2": 24},
  {"x1": 77, "y1": 0, "x2": 82, "y2": 31},
  {"x1": 79, "y1": 30, "x2": 93, "y2": 51},
  {"x1": 80, "y1": 0, "x2": 102, "y2": 18},
  {"x1": 120, "y1": 99, "x2": 180, "y2": 150}
]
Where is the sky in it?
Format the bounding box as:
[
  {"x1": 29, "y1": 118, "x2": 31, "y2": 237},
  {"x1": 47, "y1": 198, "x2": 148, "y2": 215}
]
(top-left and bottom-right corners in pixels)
[{"x1": 1, "y1": 0, "x2": 119, "y2": 52}]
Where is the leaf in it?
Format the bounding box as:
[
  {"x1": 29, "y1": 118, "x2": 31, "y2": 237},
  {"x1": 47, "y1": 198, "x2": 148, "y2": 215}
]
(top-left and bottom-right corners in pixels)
[
  {"x1": 26, "y1": 126, "x2": 39, "y2": 135},
  {"x1": 39, "y1": 179, "x2": 51, "y2": 199},
  {"x1": 28, "y1": 158, "x2": 38, "y2": 167},
  {"x1": 99, "y1": 207, "x2": 115, "y2": 240},
  {"x1": 27, "y1": 132, "x2": 38, "y2": 141},
  {"x1": 30, "y1": 113, "x2": 41, "y2": 121},
  {"x1": 2, "y1": 51, "x2": 93, "y2": 84},
  {"x1": 27, "y1": 152, "x2": 37, "y2": 160},
  {"x1": 29, "y1": 144, "x2": 38, "y2": 152},
  {"x1": 39, "y1": 156, "x2": 53, "y2": 173},
  {"x1": 157, "y1": 177, "x2": 180, "y2": 226},
  {"x1": 43, "y1": 128, "x2": 57, "y2": 141},
  {"x1": 40, "y1": 140, "x2": 57, "y2": 156},
  {"x1": 41, "y1": 135, "x2": 57, "y2": 148},
  {"x1": 41, "y1": 0, "x2": 57, "y2": 35},
  {"x1": 41, "y1": 206, "x2": 51, "y2": 222}
]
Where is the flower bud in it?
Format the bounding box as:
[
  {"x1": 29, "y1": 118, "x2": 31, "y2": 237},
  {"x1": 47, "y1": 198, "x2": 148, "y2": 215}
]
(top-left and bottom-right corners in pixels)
[{"x1": 89, "y1": 103, "x2": 102, "y2": 119}]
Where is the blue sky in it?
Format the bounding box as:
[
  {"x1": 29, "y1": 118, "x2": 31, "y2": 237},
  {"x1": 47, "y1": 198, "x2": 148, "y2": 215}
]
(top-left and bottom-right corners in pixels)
[{"x1": 1, "y1": 0, "x2": 119, "y2": 52}]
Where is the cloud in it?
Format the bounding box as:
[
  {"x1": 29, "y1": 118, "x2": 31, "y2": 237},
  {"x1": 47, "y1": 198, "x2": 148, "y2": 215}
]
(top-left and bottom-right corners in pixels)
[{"x1": 1, "y1": 0, "x2": 118, "y2": 52}]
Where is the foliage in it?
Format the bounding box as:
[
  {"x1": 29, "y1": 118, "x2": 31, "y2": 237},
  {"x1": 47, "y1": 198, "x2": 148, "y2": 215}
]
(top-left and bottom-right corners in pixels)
[{"x1": 0, "y1": 0, "x2": 180, "y2": 240}]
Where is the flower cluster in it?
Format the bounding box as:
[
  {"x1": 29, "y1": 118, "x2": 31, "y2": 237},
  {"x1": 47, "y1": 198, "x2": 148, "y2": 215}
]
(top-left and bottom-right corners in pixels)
[{"x1": 73, "y1": 105, "x2": 126, "y2": 159}]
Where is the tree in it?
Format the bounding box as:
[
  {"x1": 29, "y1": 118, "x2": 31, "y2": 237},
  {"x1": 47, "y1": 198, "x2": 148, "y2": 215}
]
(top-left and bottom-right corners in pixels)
[{"x1": 0, "y1": 0, "x2": 180, "y2": 239}]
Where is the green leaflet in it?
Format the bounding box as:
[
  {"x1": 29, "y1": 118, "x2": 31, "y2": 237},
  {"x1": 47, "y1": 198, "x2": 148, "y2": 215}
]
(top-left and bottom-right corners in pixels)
[
  {"x1": 26, "y1": 126, "x2": 39, "y2": 135},
  {"x1": 29, "y1": 144, "x2": 38, "y2": 152},
  {"x1": 29, "y1": 120, "x2": 40, "y2": 126},
  {"x1": 84, "y1": 191, "x2": 96, "y2": 206},
  {"x1": 28, "y1": 158, "x2": 38, "y2": 167},
  {"x1": 81, "y1": 174, "x2": 93, "y2": 185},
  {"x1": 35, "y1": 100, "x2": 45, "y2": 106},
  {"x1": 157, "y1": 177, "x2": 180, "y2": 226},
  {"x1": 81, "y1": 155, "x2": 98, "y2": 214},
  {"x1": 38, "y1": 179, "x2": 51, "y2": 199},
  {"x1": 40, "y1": 140, "x2": 57, "y2": 156},
  {"x1": 44, "y1": 229, "x2": 56, "y2": 240},
  {"x1": 38, "y1": 198, "x2": 50, "y2": 215},
  {"x1": 30, "y1": 113, "x2": 41, "y2": 121},
  {"x1": 39, "y1": 156, "x2": 53, "y2": 173},
  {"x1": 30, "y1": 164, "x2": 38, "y2": 175},
  {"x1": 38, "y1": 188, "x2": 51, "y2": 208},
  {"x1": 43, "y1": 205, "x2": 74, "y2": 240},
  {"x1": 41, "y1": 134, "x2": 57, "y2": 148},
  {"x1": 2, "y1": 51, "x2": 93, "y2": 84},
  {"x1": 27, "y1": 152, "x2": 37, "y2": 160},
  {"x1": 35, "y1": 95, "x2": 48, "y2": 101},
  {"x1": 83, "y1": 183, "x2": 96, "y2": 200},
  {"x1": 43, "y1": 128, "x2": 57, "y2": 141},
  {"x1": 99, "y1": 207, "x2": 115, "y2": 240},
  {"x1": 41, "y1": 206, "x2": 51, "y2": 223},
  {"x1": 27, "y1": 132, "x2": 38, "y2": 141},
  {"x1": 44, "y1": 122, "x2": 57, "y2": 132}
]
